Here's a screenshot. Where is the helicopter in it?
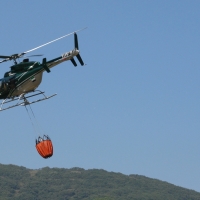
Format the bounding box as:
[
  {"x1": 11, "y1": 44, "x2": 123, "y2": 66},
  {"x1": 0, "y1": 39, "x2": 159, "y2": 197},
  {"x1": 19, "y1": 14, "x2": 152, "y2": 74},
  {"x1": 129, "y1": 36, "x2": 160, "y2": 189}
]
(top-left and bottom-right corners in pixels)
[{"x1": 0, "y1": 28, "x2": 86, "y2": 111}]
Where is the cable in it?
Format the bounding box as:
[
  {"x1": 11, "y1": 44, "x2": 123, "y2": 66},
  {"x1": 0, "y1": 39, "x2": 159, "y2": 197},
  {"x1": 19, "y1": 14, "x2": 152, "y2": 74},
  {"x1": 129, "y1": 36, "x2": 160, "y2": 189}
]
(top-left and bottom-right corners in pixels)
[
  {"x1": 25, "y1": 105, "x2": 39, "y2": 137},
  {"x1": 28, "y1": 104, "x2": 46, "y2": 136}
]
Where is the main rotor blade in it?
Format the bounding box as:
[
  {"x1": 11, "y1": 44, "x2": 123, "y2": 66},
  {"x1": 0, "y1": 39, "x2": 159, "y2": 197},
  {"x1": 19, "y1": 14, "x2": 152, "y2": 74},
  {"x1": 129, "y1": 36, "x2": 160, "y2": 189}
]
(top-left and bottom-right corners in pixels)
[
  {"x1": 0, "y1": 59, "x2": 9, "y2": 63},
  {"x1": 0, "y1": 55, "x2": 11, "y2": 59},
  {"x1": 0, "y1": 27, "x2": 87, "y2": 65},
  {"x1": 26, "y1": 54, "x2": 43, "y2": 57},
  {"x1": 24, "y1": 27, "x2": 87, "y2": 55}
]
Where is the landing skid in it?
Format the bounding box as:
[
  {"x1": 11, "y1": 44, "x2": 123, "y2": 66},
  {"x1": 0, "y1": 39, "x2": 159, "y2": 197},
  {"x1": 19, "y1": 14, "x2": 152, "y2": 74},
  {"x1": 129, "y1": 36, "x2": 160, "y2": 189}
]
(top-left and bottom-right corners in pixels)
[{"x1": 0, "y1": 90, "x2": 57, "y2": 111}]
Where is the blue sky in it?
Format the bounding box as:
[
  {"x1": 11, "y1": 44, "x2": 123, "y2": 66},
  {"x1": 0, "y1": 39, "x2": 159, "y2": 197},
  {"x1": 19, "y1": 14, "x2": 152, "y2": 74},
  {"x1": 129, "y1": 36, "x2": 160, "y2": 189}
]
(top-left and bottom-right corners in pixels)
[{"x1": 1, "y1": 0, "x2": 200, "y2": 192}]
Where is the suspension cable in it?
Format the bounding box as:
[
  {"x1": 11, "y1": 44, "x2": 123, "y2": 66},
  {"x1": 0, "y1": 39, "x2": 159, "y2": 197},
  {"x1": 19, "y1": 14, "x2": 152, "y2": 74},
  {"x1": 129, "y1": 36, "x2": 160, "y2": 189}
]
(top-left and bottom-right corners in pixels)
[
  {"x1": 25, "y1": 105, "x2": 39, "y2": 137},
  {"x1": 28, "y1": 104, "x2": 46, "y2": 136}
]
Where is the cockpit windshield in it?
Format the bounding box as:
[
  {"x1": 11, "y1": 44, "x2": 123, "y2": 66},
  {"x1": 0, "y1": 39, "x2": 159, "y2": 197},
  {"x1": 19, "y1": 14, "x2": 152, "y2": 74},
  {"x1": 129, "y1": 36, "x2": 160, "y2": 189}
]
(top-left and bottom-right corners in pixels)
[{"x1": 0, "y1": 77, "x2": 15, "y2": 93}]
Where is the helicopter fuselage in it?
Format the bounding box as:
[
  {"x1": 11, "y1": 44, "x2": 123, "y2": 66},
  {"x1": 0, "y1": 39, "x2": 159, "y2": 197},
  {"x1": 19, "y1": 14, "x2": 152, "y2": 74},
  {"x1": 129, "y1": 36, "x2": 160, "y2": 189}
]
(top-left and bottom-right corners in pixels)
[{"x1": 0, "y1": 48, "x2": 82, "y2": 100}]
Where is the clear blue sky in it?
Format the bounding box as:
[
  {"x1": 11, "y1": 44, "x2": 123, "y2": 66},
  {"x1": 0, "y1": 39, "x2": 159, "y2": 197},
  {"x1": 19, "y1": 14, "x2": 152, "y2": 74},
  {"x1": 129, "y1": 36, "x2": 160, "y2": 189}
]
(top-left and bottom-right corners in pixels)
[{"x1": 0, "y1": 0, "x2": 200, "y2": 192}]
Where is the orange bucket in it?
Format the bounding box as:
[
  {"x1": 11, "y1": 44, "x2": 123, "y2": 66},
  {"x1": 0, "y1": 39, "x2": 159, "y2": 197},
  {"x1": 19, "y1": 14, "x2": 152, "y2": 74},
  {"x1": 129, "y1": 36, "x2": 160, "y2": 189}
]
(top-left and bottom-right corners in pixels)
[{"x1": 36, "y1": 135, "x2": 53, "y2": 158}]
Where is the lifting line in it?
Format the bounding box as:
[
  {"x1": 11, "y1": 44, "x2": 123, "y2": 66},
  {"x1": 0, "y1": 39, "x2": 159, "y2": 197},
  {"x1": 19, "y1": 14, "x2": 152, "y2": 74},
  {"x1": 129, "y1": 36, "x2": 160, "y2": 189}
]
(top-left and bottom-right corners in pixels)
[{"x1": 25, "y1": 104, "x2": 45, "y2": 138}]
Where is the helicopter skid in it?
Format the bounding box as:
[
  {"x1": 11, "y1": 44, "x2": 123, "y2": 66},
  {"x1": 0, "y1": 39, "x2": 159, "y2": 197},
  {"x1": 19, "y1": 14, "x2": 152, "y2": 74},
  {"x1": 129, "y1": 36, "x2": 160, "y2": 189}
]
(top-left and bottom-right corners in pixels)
[{"x1": 0, "y1": 91, "x2": 57, "y2": 112}]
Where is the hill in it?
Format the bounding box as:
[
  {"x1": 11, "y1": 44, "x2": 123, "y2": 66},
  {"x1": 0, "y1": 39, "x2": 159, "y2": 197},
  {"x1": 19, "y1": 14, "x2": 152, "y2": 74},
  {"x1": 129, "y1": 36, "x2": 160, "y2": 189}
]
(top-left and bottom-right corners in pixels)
[{"x1": 0, "y1": 164, "x2": 199, "y2": 200}]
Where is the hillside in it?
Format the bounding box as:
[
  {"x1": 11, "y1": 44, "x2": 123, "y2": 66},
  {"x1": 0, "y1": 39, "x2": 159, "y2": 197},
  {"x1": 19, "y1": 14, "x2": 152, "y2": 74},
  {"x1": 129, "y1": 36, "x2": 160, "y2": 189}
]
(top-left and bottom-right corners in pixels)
[{"x1": 0, "y1": 164, "x2": 199, "y2": 200}]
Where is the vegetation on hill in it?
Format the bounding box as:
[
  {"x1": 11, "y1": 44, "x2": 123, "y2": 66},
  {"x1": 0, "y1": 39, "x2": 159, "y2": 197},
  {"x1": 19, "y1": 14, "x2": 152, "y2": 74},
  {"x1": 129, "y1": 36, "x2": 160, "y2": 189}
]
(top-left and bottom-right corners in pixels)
[{"x1": 0, "y1": 164, "x2": 199, "y2": 200}]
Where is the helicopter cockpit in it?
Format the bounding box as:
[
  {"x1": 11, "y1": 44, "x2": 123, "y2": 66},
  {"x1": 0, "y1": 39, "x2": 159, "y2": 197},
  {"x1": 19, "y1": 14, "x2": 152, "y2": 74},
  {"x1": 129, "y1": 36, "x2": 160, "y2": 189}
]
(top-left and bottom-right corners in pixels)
[
  {"x1": 0, "y1": 79, "x2": 9, "y2": 93},
  {"x1": 0, "y1": 75, "x2": 17, "y2": 93}
]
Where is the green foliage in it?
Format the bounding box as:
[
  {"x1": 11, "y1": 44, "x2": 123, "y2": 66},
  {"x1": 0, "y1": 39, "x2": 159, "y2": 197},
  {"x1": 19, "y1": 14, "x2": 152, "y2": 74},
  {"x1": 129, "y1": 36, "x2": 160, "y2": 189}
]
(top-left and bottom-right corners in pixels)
[{"x1": 0, "y1": 164, "x2": 199, "y2": 200}]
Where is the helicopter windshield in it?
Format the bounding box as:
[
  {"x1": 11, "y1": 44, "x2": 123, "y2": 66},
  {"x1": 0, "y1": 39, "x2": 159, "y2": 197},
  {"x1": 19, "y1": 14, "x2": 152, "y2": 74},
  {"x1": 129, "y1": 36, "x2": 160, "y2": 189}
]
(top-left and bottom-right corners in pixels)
[
  {"x1": 0, "y1": 80, "x2": 7, "y2": 92},
  {"x1": 0, "y1": 76, "x2": 15, "y2": 93}
]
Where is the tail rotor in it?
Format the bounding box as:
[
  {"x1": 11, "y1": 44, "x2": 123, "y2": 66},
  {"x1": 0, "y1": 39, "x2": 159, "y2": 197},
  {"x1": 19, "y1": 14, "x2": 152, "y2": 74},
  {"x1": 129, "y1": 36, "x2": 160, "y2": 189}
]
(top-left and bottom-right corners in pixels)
[{"x1": 72, "y1": 32, "x2": 84, "y2": 66}]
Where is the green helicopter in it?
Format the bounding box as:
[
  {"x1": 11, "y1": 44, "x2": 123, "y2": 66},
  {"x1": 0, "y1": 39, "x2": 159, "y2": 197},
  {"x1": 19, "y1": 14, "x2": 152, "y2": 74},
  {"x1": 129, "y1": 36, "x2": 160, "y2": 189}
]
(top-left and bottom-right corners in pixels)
[{"x1": 0, "y1": 28, "x2": 86, "y2": 111}]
